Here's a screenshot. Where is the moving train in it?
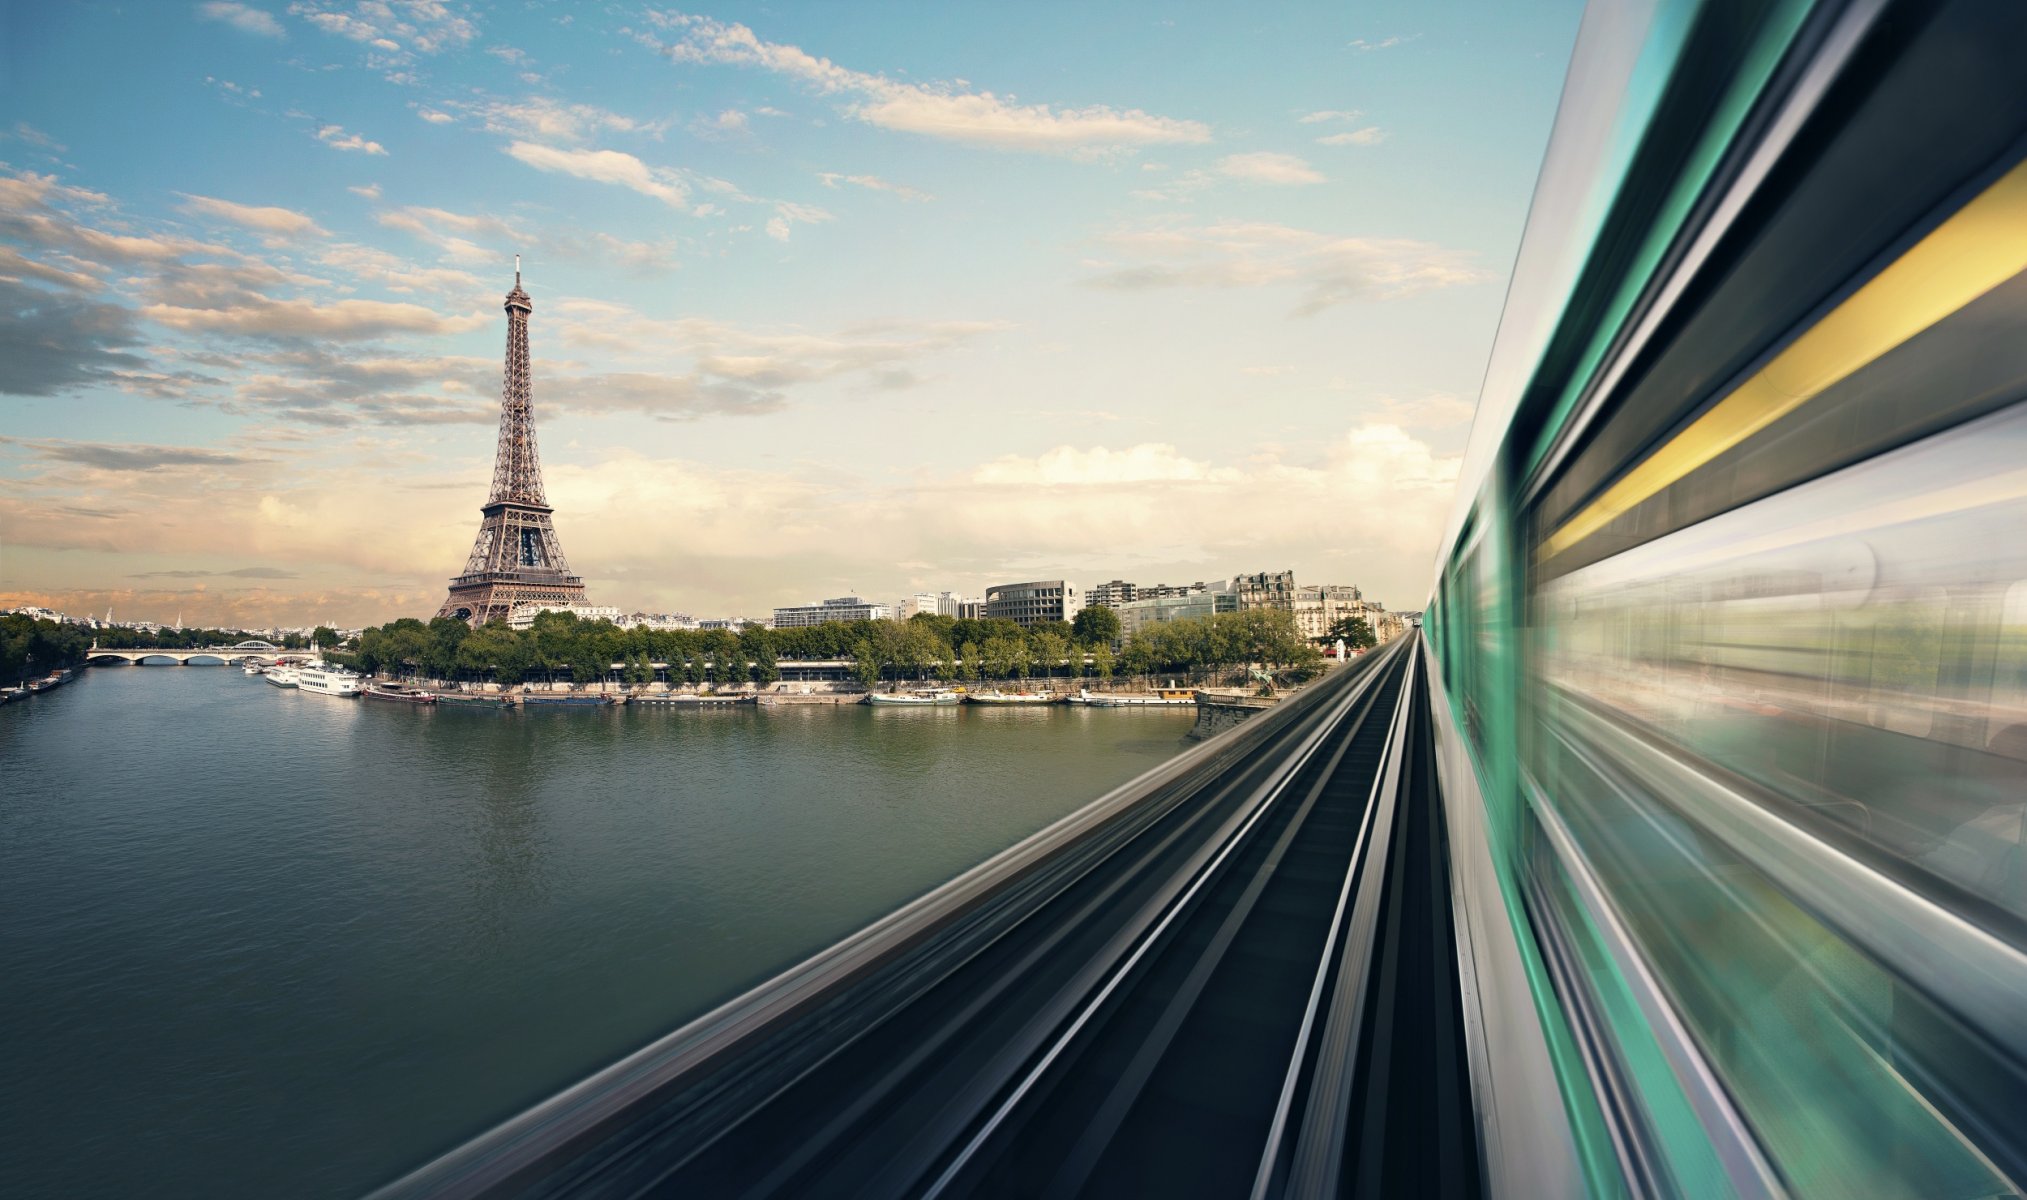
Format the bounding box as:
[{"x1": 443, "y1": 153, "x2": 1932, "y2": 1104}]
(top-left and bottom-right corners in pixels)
[{"x1": 1425, "y1": 1, "x2": 2027, "y2": 1196}]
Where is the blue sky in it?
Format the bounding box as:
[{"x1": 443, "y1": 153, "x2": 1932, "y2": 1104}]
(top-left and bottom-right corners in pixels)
[{"x1": 0, "y1": 1, "x2": 1580, "y2": 626}]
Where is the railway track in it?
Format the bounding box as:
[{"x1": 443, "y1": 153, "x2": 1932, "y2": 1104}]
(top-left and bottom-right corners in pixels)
[{"x1": 377, "y1": 636, "x2": 1478, "y2": 1199}]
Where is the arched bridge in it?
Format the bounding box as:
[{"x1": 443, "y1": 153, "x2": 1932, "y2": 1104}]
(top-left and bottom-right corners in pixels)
[{"x1": 86, "y1": 640, "x2": 287, "y2": 665}]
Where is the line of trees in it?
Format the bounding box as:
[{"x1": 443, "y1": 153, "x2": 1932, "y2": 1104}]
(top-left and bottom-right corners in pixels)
[
  {"x1": 343, "y1": 606, "x2": 1321, "y2": 690},
  {"x1": 1, "y1": 614, "x2": 94, "y2": 685}
]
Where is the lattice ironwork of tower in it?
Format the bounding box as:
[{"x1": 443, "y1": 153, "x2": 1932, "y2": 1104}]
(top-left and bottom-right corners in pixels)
[{"x1": 435, "y1": 263, "x2": 589, "y2": 627}]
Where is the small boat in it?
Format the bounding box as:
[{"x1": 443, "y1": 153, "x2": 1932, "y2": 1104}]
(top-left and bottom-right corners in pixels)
[
  {"x1": 265, "y1": 664, "x2": 300, "y2": 688},
  {"x1": 242, "y1": 664, "x2": 265, "y2": 676},
  {"x1": 965, "y1": 689, "x2": 1056, "y2": 705},
  {"x1": 366, "y1": 682, "x2": 436, "y2": 704},
  {"x1": 632, "y1": 693, "x2": 757, "y2": 706},
  {"x1": 866, "y1": 689, "x2": 961, "y2": 706},
  {"x1": 298, "y1": 662, "x2": 363, "y2": 698},
  {"x1": 436, "y1": 692, "x2": 516, "y2": 710},
  {"x1": 519, "y1": 692, "x2": 624, "y2": 706},
  {"x1": 1082, "y1": 686, "x2": 1198, "y2": 708},
  {"x1": 27, "y1": 672, "x2": 62, "y2": 693}
]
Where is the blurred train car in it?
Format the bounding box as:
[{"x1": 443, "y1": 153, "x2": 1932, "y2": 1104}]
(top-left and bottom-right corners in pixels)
[{"x1": 1426, "y1": 1, "x2": 2027, "y2": 1196}]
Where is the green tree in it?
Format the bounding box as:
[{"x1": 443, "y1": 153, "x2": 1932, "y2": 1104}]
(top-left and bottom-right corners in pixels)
[
  {"x1": 1092, "y1": 642, "x2": 1115, "y2": 683},
  {"x1": 1120, "y1": 634, "x2": 1157, "y2": 683},
  {"x1": 744, "y1": 628, "x2": 781, "y2": 688},
  {"x1": 1031, "y1": 630, "x2": 1070, "y2": 680},
  {"x1": 1327, "y1": 614, "x2": 1377, "y2": 651},
  {"x1": 312, "y1": 625, "x2": 340, "y2": 650},
  {"x1": 1071, "y1": 605, "x2": 1121, "y2": 648},
  {"x1": 849, "y1": 638, "x2": 882, "y2": 689},
  {"x1": 982, "y1": 633, "x2": 1029, "y2": 681},
  {"x1": 958, "y1": 640, "x2": 981, "y2": 682}
]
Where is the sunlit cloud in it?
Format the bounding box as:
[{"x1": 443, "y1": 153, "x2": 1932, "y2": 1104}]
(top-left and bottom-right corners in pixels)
[{"x1": 641, "y1": 13, "x2": 1211, "y2": 155}]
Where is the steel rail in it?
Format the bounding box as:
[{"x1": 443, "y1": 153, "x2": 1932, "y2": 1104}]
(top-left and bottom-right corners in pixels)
[
  {"x1": 1278, "y1": 637, "x2": 1421, "y2": 1197},
  {"x1": 1249, "y1": 636, "x2": 1419, "y2": 1198},
  {"x1": 1031, "y1": 654, "x2": 1406, "y2": 1198},
  {"x1": 904, "y1": 653, "x2": 1405, "y2": 1198}
]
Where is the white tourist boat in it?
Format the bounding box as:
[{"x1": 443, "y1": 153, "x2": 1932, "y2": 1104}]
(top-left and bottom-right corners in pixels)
[
  {"x1": 242, "y1": 664, "x2": 265, "y2": 676},
  {"x1": 865, "y1": 689, "x2": 961, "y2": 706},
  {"x1": 1078, "y1": 686, "x2": 1197, "y2": 708},
  {"x1": 297, "y1": 661, "x2": 363, "y2": 698},
  {"x1": 264, "y1": 663, "x2": 300, "y2": 688},
  {"x1": 965, "y1": 689, "x2": 1056, "y2": 705}
]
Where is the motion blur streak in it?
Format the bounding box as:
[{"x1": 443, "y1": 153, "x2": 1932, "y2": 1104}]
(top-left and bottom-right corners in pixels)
[
  {"x1": 1429, "y1": 0, "x2": 2027, "y2": 1196},
  {"x1": 1540, "y1": 155, "x2": 2027, "y2": 561}
]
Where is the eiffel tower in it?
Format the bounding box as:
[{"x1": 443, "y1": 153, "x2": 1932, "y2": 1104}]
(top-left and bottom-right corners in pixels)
[{"x1": 435, "y1": 259, "x2": 589, "y2": 626}]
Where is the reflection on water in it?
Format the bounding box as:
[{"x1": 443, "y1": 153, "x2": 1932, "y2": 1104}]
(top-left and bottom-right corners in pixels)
[{"x1": 0, "y1": 670, "x2": 1192, "y2": 1199}]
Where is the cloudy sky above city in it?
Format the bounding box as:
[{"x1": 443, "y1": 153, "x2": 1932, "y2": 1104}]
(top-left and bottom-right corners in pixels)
[{"x1": 1, "y1": 1, "x2": 1580, "y2": 627}]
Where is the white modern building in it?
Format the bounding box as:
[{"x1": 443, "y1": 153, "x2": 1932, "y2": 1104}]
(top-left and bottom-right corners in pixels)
[
  {"x1": 773, "y1": 596, "x2": 894, "y2": 628},
  {"x1": 898, "y1": 593, "x2": 941, "y2": 619},
  {"x1": 1116, "y1": 590, "x2": 1240, "y2": 639},
  {"x1": 983, "y1": 580, "x2": 1083, "y2": 627}
]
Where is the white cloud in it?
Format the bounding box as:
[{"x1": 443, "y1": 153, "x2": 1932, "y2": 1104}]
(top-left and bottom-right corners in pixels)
[
  {"x1": 540, "y1": 420, "x2": 1459, "y2": 611},
  {"x1": 762, "y1": 201, "x2": 837, "y2": 242},
  {"x1": 974, "y1": 443, "x2": 1240, "y2": 486},
  {"x1": 348, "y1": 182, "x2": 381, "y2": 199},
  {"x1": 457, "y1": 95, "x2": 647, "y2": 143},
  {"x1": 544, "y1": 300, "x2": 1010, "y2": 392},
  {"x1": 817, "y1": 172, "x2": 933, "y2": 202},
  {"x1": 691, "y1": 108, "x2": 750, "y2": 138},
  {"x1": 142, "y1": 295, "x2": 484, "y2": 339},
  {"x1": 643, "y1": 14, "x2": 1210, "y2": 155},
  {"x1": 1348, "y1": 35, "x2": 1415, "y2": 52},
  {"x1": 374, "y1": 205, "x2": 521, "y2": 264},
  {"x1": 504, "y1": 142, "x2": 689, "y2": 208},
  {"x1": 416, "y1": 107, "x2": 454, "y2": 124},
  {"x1": 1298, "y1": 109, "x2": 1362, "y2": 124},
  {"x1": 1317, "y1": 127, "x2": 1386, "y2": 147},
  {"x1": 288, "y1": 1, "x2": 477, "y2": 55},
  {"x1": 176, "y1": 194, "x2": 328, "y2": 238},
  {"x1": 1216, "y1": 152, "x2": 1325, "y2": 185},
  {"x1": 1085, "y1": 220, "x2": 1489, "y2": 314},
  {"x1": 199, "y1": 2, "x2": 286, "y2": 38},
  {"x1": 316, "y1": 124, "x2": 387, "y2": 155}
]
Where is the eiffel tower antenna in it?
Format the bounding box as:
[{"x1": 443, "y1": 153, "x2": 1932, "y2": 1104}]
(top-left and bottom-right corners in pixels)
[{"x1": 433, "y1": 264, "x2": 589, "y2": 626}]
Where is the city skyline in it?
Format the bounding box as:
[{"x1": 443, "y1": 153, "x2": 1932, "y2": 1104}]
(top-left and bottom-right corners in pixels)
[{"x1": 1, "y1": 2, "x2": 1582, "y2": 627}]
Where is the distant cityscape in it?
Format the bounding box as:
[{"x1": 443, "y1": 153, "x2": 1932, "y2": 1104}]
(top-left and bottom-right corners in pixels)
[
  {"x1": 4, "y1": 568, "x2": 1412, "y2": 648},
  {"x1": 495, "y1": 567, "x2": 1409, "y2": 646}
]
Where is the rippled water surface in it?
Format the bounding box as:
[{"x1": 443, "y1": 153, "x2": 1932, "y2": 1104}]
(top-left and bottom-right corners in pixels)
[{"x1": 0, "y1": 667, "x2": 1193, "y2": 1198}]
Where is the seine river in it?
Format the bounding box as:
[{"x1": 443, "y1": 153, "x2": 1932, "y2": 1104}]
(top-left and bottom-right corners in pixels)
[{"x1": 0, "y1": 666, "x2": 1194, "y2": 1198}]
